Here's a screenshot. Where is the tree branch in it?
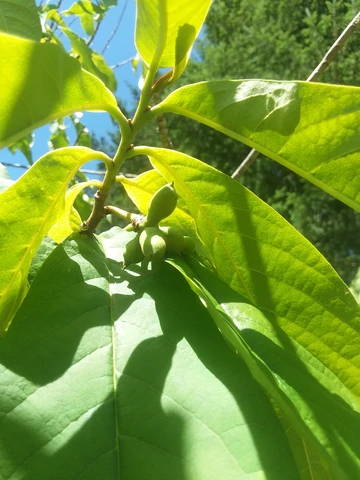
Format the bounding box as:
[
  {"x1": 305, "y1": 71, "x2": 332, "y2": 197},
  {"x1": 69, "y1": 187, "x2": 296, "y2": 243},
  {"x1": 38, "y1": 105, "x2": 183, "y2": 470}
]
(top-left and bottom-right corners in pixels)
[
  {"x1": 101, "y1": 0, "x2": 128, "y2": 54},
  {"x1": 306, "y1": 11, "x2": 360, "y2": 82},
  {"x1": 86, "y1": 16, "x2": 103, "y2": 47},
  {"x1": 231, "y1": 150, "x2": 259, "y2": 179},
  {"x1": 231, "y1": 10, "x2": 360, "y2": 180},
  {"x1": 1, "y1": 162, "x2": 136, "y2": 178}
]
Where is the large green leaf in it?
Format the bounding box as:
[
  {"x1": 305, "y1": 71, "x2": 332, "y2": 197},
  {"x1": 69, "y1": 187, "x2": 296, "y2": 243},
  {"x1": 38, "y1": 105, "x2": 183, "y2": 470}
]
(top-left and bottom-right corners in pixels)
[
  {"x1": 169, "y1": 257, "x2": 360, "y2": 478},
  {"x1": 135, "y1": 0, "x2": 211, "y2": 79},
  {"x1": 0, "y1": 0, "x2": 41, "y2": 40},
  {"x1": 0, "y1": 32, "x2": 120, "y2": 149},
  {"x1": 0, "y1": 230, "x2": 299, "y2": 479},
  {"x1": 133, "y1": 148, "x2": 360, "y2": 411},
  {"x1": 118, "y1": 170, "x2": 196, "y2": 235},
  {"x1": 154, "y1": 80, "x2": 360, "y2": 211},
  {"x1": 0, "y1": 147, "x2": 109, "y2": 333}
]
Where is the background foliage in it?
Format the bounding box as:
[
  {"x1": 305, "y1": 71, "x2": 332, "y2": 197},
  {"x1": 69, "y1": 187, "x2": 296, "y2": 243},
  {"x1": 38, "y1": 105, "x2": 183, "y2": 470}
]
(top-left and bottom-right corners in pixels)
[{"x1": 1, "y1": 0, "x2": 360, "y2": 478}]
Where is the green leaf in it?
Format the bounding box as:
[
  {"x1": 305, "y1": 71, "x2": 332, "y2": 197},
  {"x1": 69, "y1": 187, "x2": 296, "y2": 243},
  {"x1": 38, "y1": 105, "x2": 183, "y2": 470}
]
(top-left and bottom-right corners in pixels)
[
  {"x1": 135, "y1": 0, "x2": 211, "y2": 76},
  {"x1": 44, "y1": 7, "x2": 66, "y2": 28},
  {"x1": 62, "y1": 28, "x2": 117, "y2": 91},
  {"x1": 0, "y1": 163, "x2": 13, "y2": 192},
  {"x1": 49, "y1": 180, "x2": 101, "y2": 243},
  {"x1": 71, "y1": 115, "x2": 92, "y2": 147},
  {"x1": 28, "y1": 236, "x2": 57, "y2": 284},
  {"x1": 0, "y1": 0, "x2": 41, "y2": 40},
  {"x1": 8, "y1": 133, "x2": 34, "y2": 164},
  {"x1": 0, "y1": 32, "x2": 120, "y2": 149},
  {"x1": 155, "y1": 80, "x2": 360, "y2": 211},
  {"x1": 169, "y1": 257, "x2": 360, "y2": 478},
  {"x1": 0, "y1": 230, "x2": 299, "y2": 478},
  {"x1": 135, "y1": 147, "x2": 360, "y2": 411},
  {"x1": 350, "y1": 268, "x2": 360, "y2": 303},
  {"x1": 63, "y1": 1, "x2": 97, "y2": 36},
  {"x1": 0, "y1": 146, "x2": 109, "y2": 333},
  {"x1": 49, "y1": 120, "x2": 70, "y2": 150},
  {"x1": 100, "y1": 0, "x2": 117, "y2": 7},
  {"x1": 118, "y1": 170, "x2": 196, "y2": 235}
]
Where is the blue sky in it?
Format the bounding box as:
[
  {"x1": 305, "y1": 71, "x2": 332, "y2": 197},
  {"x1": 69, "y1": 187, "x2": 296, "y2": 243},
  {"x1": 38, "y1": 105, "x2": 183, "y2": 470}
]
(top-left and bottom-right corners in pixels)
[{"x1": 4, "y1": 0, "x2": 139, "y2": 179}]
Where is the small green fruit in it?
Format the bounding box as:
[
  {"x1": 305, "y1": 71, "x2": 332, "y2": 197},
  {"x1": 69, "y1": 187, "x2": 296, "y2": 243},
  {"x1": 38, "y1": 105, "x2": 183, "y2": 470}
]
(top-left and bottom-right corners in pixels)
[
  {"x1": 139, "y1": 227, "x2": 167, "y2": 259},
  {"x1": 161, "y1": 227, "x2": 186, "y2": 254},
  {"x1": 146, "y1": 183, "x2": 177, "y2": 226},
  {"x1": 160, "y1": 226, "x2": 196, "y2": 256},
  {"x1": 123, "y1": 235, "x2": 143, "y2": 267}
]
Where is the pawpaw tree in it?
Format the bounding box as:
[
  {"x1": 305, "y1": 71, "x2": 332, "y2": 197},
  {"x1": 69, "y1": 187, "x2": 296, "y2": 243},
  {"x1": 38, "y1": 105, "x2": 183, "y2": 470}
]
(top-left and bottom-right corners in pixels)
[{"x1": 0, "y1": 1, "x2": 360, "y2": 478}]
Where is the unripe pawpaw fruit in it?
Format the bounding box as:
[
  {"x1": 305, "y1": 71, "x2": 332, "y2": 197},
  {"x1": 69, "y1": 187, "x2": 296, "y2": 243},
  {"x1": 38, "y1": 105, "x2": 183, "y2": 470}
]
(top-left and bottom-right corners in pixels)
[
  {"x1": 146, "y1": 183, "x2": 177, "y2": 226},
  {"x1": 160, "y1": 226, "x2": 186, "y2": 254},
  {"x1": 159, "y1": 226, "x2": 196, "y2": 256},
  {"x1": 123, "y1": 235, "x2": 143, "y2": 267},
  {"x1": 139, "y1": 227, "x2": 167, "y2": 259}
]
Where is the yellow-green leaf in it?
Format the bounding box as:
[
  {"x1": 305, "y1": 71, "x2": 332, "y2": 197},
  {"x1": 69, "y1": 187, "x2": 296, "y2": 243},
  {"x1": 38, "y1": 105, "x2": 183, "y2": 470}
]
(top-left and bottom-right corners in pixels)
[
  {"x1": 0, "y1": 147, "x2": 109, "y2": 333},
  {"x1": 155, "y1": 80, "x2": 360, "y2": 211},
  {"x1": 169, "y1": 257, "x2": 360, "y2": 478},
  {"x1": 135, "y1": 0, "x2": 211, "y2": 77},
  {"x1": 49, "y1": 180, "x2": 101, "y2": 243},
  {"x1": 63, "y1": 0, "x2": 101, "y2": 36},
  {"x1": 135, "y1": 147, "x2": 360, "y2": 412},
  {"x1": 62, "y1": 28, "x2": 117, "y2": 91},
  {"x1": 0, "y1": 32, "x2": 120, "y2": 149}
]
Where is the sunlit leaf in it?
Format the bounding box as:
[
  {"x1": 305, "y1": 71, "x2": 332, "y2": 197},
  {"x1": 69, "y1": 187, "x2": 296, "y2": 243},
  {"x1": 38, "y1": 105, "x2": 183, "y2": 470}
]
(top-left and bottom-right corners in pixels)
[
  {"x1": 0, "y1": 230, "x2": 299, "y2": 478},
  {"x1": 135, "y1": 147, "x2": 360, "y2": 413},
  {"x1": 49, "y1": 180, "x2": 101, "y2": 243},
  {"x1": 71, "y1": 115, "x2": 92, "y2": 147},
  {"x1": 155, "y1": 80, "x2": 360, "y2": 211},
  {"x1": 0, "y1": 147, "x2": 109, "y2": 333},
  {"x1": 44, "y1": 7, "x2": 66, "y2": 28},
  {"x1": 63, "y1": 0, "x2": 104, "y2": 36},
  {"x1": 350, "y1": 268, "x2": 360, "y2": 303},
  {"x1": 0, "y1": 0, "x2": 41, "y2": 40},
  {"x1": 0, "y1": 32, "x2": 120, "y2": 149},
  {"x1": 49, "y1": 120, "x2": 70, "y2": 150},
  {"x1": 135, "y1": 0, "x2": 211, "y2": 78},
  {"x1": 63, "y1": 28, "x2": 117, "y2": 91},
  {"x1": 169, "y1": 257, "x2": 360, "y2": 478}
]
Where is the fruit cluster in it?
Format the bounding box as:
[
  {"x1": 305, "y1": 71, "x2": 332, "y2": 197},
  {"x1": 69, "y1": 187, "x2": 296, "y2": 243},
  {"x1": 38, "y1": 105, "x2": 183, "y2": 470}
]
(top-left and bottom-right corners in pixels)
[{"x1": 123, "y1": 183, "x2": 195, "y2": 270}]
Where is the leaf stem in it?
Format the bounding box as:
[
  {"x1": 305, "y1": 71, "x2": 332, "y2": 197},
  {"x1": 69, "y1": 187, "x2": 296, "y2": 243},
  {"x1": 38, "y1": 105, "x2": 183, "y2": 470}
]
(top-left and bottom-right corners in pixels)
[
  {"x1": 104, "y1": 205, "x2": 134, "y2": 221},
  {"x1": 82, "y1": 2, "x2": 168, "y2": 232},
  {"x1": 83, "y1": 68, "x2": 160, "y2": 232},
  {"x1": 131, "y1": 0, "x2": 167, "y2": 131}
]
